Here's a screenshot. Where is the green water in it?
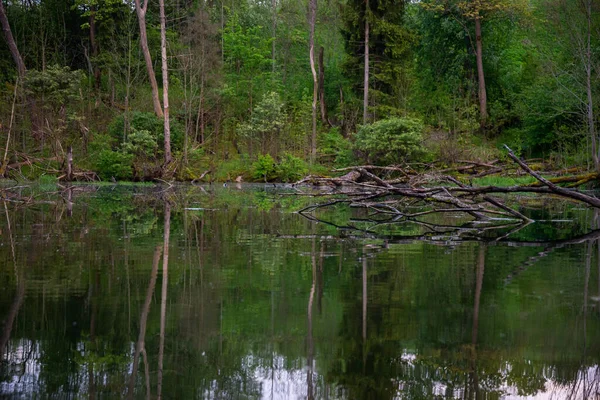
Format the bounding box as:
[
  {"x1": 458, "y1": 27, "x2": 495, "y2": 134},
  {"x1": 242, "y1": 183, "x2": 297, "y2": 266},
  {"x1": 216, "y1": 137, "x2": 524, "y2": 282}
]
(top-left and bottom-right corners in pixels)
[{"x1": 1, "y1": 184, "x2": 599, "y2": 399}]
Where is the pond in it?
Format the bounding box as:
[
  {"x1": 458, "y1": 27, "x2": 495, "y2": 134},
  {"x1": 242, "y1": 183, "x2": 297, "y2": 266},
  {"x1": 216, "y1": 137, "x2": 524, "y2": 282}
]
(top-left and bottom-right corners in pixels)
[{"x1": 0, "y1": 184, "x2": 599, "y2": 399}]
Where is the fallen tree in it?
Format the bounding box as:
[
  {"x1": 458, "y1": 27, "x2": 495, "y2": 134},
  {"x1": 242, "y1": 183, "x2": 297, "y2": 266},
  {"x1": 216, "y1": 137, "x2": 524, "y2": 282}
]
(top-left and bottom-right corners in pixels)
[{"x1": 295, "y1": 147, "x2": 600, "y2": 238}]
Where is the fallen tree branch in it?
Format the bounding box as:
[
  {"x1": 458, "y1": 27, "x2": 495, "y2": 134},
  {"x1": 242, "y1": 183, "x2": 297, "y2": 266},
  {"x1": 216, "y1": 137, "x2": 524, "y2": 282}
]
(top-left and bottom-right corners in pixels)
[{"x1": 503, "y1": 145, "x2": 600, "y2": 208}]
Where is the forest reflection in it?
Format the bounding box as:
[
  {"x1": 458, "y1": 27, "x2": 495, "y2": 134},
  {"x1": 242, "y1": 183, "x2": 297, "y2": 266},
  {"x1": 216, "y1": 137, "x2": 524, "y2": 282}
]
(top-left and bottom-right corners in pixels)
[{"x1": 0, "y1": 185, "x2": 599, "y2": 399}]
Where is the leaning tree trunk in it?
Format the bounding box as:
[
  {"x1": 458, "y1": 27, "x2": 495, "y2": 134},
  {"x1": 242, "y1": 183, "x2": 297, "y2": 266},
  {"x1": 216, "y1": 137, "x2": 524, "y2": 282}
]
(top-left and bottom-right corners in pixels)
[
  {"x1": 475, "y1": 16, "x2": 487, "y2": 127},
  {"x1": 363, "y1": 0, "x2": 370, "y2": 125},
  {"x1": 308, "y1": 0, "x2": 318, "y2": 163},
  {"x1": 134, "y1": 0, "x2": 164, "y2": 118},
  {"x1": 159, "y1": 0, "x2": 171, "y2": 165},
  {"x1": 0, "y1": 1, "x2": 25, "y2": 77}
]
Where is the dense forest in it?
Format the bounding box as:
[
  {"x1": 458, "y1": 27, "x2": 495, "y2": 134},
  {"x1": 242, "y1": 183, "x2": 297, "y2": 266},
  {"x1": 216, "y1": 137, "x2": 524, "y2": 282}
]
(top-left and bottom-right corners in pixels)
[{"x1": 0, "y1": 0, "x2": 597, "y2": 182}]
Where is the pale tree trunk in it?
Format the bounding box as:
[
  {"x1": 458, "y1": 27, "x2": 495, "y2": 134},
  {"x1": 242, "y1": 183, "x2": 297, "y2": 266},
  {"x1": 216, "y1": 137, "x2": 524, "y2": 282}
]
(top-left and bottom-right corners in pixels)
[
  {"x1": 475, "y1": 17, "x2": 487, "y2": 127},
  {"x1": 0, "y1": 1, "x2": 25, "y2": 77},
  {"x1": 363, "y1": 0, "x2": 369, "y2": 125},
  {"x1": 159, "y1": 0, "x2": 172, "y2": 165},
  {"x1": 309, "y1": 0, "x2": 318, "y2": 163},
  {"x1": 134, "y1": 0, "x2": 164, "y2": 118}
]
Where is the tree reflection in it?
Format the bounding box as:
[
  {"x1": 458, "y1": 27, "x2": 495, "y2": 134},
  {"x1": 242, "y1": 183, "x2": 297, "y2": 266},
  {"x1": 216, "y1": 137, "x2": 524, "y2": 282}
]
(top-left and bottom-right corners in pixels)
[
  {"x1": 157, "y1": 201, "x2": 171, "y2": 400},
  {"x1": 127, "y1": 245, "x2": 161, "y2": 399}
]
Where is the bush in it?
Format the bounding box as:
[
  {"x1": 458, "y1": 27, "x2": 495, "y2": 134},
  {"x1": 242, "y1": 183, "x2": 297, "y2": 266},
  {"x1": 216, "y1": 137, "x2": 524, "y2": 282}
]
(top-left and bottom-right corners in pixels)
[
  {"x1": 122, "y1": 129, "x2": 158, "y2": 157},
  {"x1": 96, "y1": 150, "x2": 133, "y2": 180},
  {"x1": 319, "y1": 127, "x2": 354, "y2": 167},
  {"x1": 107, "y1": 112, "x2": 184, "y2": 151},
  {"x1": 276, "y1": 153, "x2": 308, "y2": 182},
  {"x1": 252, "y1": 154, "x2": 276, "y2": 182},
  {"x1": 354, "y1": 117, "x2": 426, "y2": 165}
]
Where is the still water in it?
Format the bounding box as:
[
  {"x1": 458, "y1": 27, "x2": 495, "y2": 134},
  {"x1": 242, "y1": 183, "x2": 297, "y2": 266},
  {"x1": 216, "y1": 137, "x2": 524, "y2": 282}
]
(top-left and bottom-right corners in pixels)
[{"x1": 0, "y1": 184, "x2": 599, "y2": 399}]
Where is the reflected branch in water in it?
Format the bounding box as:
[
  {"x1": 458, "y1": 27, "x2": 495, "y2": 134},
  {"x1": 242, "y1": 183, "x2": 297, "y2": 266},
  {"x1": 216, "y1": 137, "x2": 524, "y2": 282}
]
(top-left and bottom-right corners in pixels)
[{"x1": 127, "y1": 245, "x2": 162, "y2": 399}]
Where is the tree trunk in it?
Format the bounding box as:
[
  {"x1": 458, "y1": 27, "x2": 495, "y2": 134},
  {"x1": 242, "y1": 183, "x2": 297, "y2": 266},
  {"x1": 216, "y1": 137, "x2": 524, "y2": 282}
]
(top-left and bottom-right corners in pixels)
[
  {"x1": 272, "y1": 0, "x2": 277, "y2": 76},
  {"x1": 308, "y1": 0, "x2": 318, "y2": 163},
  {"x1": 475, "y1": 17, "x2": 487, "y2": 127},
  {"x1": 159, "y1": 0, "x2": 171, "y2": 165},
  {"x1": 585, "y1": 0, "x2": 599, "y2": 170},
  {"x1": 318, "y1": 46, "x2": 328, "y2": 126},
  {"x1": 0, "y1": 1, "x2": 26, "y2": 77},
  {"x1": 134, "y1": 0, "x2": 164, "y2": 118},
  {"x1": 89, "y1": 6, "x2": 101, "y2": 92},
  {"x1": 363, "y1": 0, "x2": 369, "y2": 125},
  {"x1": 66, "y1": 145, "x2": 73, "y2": 181}
]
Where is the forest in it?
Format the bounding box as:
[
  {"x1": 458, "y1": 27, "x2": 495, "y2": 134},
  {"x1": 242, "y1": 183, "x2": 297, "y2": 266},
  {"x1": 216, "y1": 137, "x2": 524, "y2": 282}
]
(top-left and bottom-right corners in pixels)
[{"x1": 0, "y1": 0, "x2": 598, "y2": 182}]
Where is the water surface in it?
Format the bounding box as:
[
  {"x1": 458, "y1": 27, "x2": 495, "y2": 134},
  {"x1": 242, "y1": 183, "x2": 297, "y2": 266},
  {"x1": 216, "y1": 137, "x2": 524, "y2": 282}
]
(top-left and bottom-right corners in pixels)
[{"x1": 0, "y1": 184, "x2": 599, "y2": 399}]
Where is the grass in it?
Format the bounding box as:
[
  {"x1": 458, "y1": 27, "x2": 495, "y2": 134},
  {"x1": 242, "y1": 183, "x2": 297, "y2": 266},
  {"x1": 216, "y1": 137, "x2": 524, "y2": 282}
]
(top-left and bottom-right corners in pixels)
[{"x1": 471, "y1": 175, "x2": 537, "y2": 187}]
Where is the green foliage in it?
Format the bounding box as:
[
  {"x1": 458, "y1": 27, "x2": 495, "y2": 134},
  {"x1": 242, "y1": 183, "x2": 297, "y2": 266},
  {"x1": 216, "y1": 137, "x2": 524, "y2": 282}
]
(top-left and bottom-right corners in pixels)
[
  {"x1": 252, "y1": 154, "x2": 276, "y2": 182},
  {"x1": 238, "y1": 92, "x2": 286, "y2": 155},
  {"x1": 107, "y1": 112, "x2": 184, "y2": 151},
  {"x1": 121, "y1": 129, "x2": 158, "y2": 157},
  {"x1": 24, "y1": 65, "x2": 83, "y2": 108},
  {"x1": 341, "y1": 0, "x2": 413, "y2": 116},
  {"x1": 354, "y1": 118, "x2": 426, "y2": 165},
  {"x1": 319, "y1": 128, "x2": 355, "y2": 167},
  {"x1": 212, "y1": 156, "x2": 250, "y2": 182},
  {"x1": 276, "y1": 153, "x2": 308, "y2": 183},
  {"x1": 96, "y1": 150, "x2": 133, "y2": 180}
]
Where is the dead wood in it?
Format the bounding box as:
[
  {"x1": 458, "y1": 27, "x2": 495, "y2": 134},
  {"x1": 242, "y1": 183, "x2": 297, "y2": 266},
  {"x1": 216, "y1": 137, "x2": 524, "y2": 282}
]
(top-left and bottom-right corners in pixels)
[{"x1": 295, "y1": 147, "x2": 600, "y2": 233}]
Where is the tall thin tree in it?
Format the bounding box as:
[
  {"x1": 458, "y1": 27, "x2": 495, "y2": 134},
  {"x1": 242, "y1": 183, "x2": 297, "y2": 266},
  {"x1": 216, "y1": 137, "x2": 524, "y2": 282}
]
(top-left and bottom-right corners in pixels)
[
  {"x1": 159, "y1": 0, "x2": 172, "y2": 165},
  {"x1": 134, "y1": 0, "x2": 164, "y2": 117},
  {"x1": 363, "y1": 0, "x2": 369, "y2": 125},
  {"x1": 308, "y1": 0, "x2": 318, "y2": 162}
]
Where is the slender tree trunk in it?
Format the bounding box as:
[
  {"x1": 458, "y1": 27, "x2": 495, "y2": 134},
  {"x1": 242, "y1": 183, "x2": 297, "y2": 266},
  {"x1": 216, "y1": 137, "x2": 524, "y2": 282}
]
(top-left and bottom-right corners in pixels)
[
  {"x1": 585, "y1": 0, "x2": 599, "y2": 170},
  {"x1": 475, "y1": 17, "x2": 487, "y2": 127},
  {"x1": 221, "y1": 1, "x2": 224, "y2": 65},
  {"x1": 89, "y1": 6, "x2": 101, "y2": 91},
  {"x1": 159, "y1": 0, "x2": 172, "y2": 165},
  {"x1": 363, "y1": 0, "x2": 369, "y2": 125},
  {"x1": 134, "y1": 0, "x2": 164, "y2": 118},
  {"x1": 272, "y1": 0, "x2": 277, "y2": 77},
  {"x1": 0, "y1": 1, "x2": 26, "y2": 77},
  {"x1": 308, "y1": 0, "x2": 318, "y2": 163},
  {"x1": 66, "y1": 145, "x2": 73, "y2": 181},
  {"x1": 318, "y1": 46, "x2": 328, "y2": 126}
]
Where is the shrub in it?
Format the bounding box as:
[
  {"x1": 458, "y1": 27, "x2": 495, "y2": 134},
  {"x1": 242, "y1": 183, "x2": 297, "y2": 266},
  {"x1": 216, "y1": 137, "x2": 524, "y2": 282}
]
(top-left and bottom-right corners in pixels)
[
  {"x1": 122, "y1": 129, "x2": 158, "y2": 157},
  {"x1": 96, "y1": 150, "x2": 133, "y2": 180},
  {"x1": 107, "y1": 112, "x2": 184, "y2": 151},
  {"x1": 252, "y1": 154, "x2": 276, "y2": 182},
  {"x1": 276, "y1": 153, "x2": 308, "y2": 182},
  {"x1": 319, "y1": 127, "x2": 354, "y2": 167},
  {"x1": 354, "y1": 117, "x2": 426, "y2": 165}
]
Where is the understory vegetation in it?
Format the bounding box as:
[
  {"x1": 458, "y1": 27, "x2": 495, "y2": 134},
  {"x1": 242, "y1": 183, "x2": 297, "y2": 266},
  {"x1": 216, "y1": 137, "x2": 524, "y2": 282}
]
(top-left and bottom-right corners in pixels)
[{"x1": 0, "y1": 0, "x2": 598, "y2": 182}]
